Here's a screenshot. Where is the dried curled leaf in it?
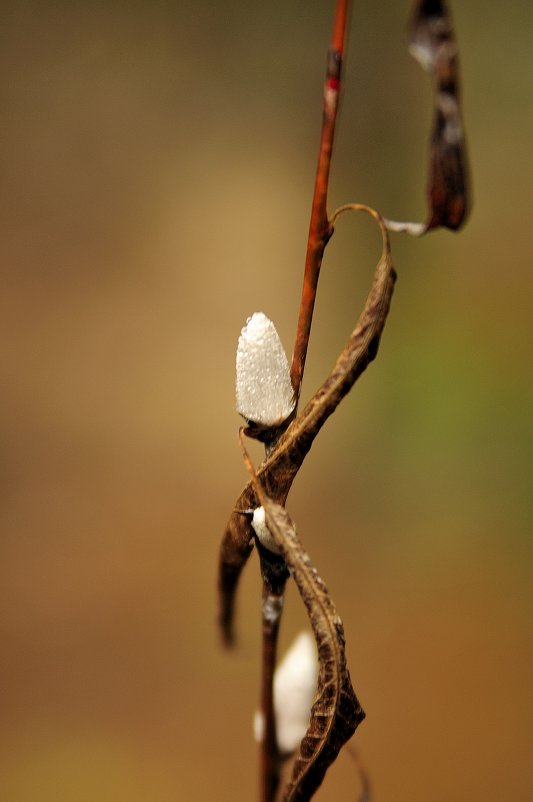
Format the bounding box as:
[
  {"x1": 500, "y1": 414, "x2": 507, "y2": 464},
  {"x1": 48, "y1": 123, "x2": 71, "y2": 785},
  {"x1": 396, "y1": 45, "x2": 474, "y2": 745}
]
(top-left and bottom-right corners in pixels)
[
  {"x1": 385, "y1": 0, "x2": 469, "y2": 235},
  {"x1": 218, "y1": 212, "x2": 396, "y2": 645},
  {"x1": 250, "y1": 494, "x2": 365, "y2": 802}
]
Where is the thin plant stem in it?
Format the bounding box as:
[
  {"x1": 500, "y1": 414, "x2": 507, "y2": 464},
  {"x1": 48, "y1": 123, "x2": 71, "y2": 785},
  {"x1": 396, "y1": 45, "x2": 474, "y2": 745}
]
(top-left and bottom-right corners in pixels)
[
  {"x1": 290, "y1": 0, "x2": 351, "y2": 400},
  {"x1": 259, "y1": 580, "x2": 285, "y2": 802},
  {"x1": 259, "y1": 4, "x2": 351, "y2": 799},
  {"x1": 257, "y1": 544, "x2": 289, "y2": 802}
]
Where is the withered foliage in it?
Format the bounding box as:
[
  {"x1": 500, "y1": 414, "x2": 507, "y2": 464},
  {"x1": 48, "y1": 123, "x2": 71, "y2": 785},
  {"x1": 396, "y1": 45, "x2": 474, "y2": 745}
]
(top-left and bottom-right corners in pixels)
[
  {"x1": 386, "y1": 0, "x2": 469, "y2": 235},
  {"x1": 219, "y1": 212, "x2": 395, "y2": 648},
  {"x1": 217, "y1": 2, "x2": 470, "y2": 800},
  {"x1": 244, "y1": 466, "x2": 365, "y2": 802}
]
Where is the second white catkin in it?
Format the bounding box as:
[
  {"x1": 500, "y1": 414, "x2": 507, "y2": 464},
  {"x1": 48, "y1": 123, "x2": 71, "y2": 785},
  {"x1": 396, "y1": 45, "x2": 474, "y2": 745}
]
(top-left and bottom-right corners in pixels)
[{"x1": 254, "y1": 630, "x2": 318, "y2": 755}]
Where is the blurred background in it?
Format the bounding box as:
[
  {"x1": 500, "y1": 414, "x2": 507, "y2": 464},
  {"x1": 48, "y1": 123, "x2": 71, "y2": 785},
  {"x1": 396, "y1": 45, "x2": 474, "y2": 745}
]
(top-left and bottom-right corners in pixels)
[{"x1": 1, "y1": 1, "x2": 532, "y2": 800}]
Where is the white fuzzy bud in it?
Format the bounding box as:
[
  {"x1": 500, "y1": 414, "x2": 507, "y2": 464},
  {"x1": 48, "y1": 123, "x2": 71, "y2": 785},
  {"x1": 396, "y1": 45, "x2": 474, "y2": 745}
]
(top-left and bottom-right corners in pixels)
[
  {"x1": 251, "y1": 506, "x2": 281, "y2": 555},
  {"x1": 253, "y1": 631, "x2": 318, "y2": 755},
  {"x1": 236, "y1": 312, "x2": 295, "y2": 427}
]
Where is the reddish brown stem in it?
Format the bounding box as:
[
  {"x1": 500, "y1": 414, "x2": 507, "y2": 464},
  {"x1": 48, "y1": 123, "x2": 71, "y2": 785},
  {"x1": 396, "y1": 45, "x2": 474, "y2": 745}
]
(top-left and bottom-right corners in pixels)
[
  {"x1": 260, "y1": 4, "x2": 351, "y2": 799},
  {"x1": 257, "y1": 545, "x2": 289, "y2": 802},
  {"x1": 290, "y1": 0, "x2": 350, "y2": 399},
  {"x1": 260, "y1": 581, "x2": 284, "y2": 802}
]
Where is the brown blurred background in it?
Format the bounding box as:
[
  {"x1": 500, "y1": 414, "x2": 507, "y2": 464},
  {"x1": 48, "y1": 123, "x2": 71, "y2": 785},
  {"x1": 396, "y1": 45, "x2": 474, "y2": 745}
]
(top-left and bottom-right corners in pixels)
[{"x1": 1, "y1": 2, "x2": 532, "y2": 800}]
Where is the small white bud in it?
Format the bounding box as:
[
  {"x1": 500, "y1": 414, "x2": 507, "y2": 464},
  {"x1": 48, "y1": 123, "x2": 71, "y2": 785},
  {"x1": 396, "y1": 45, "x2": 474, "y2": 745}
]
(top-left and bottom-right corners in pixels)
[
  {"x1": 253, "y1": 631, "x2": 318, "y2": 755},
  {"x1": 274, "y1": 631, "x2": 318, "y2": 753},
  {"x1": 236, "y1": 312, "x2": 296, "y2": 427},
  {"x1": 251, "y1": 506, "x2": 281, "y2": 555}
]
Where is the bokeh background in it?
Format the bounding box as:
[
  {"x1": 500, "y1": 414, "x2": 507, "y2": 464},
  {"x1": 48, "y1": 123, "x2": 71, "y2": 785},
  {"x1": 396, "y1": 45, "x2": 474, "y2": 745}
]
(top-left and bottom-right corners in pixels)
[{"x1": 1, "y1": 2, "x2": 532, "y2": 800}]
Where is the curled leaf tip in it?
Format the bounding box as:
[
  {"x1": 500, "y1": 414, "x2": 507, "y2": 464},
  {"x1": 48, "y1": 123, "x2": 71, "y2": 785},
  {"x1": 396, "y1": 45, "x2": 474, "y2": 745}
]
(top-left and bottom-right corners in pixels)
[{"x1": 385, "y1": 0, "x2": 470, "y2": 236}]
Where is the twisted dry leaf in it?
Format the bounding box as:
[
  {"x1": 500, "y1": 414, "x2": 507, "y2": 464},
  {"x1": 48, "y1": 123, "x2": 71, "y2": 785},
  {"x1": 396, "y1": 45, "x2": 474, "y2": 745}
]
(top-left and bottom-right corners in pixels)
[
  {"x1": 242, "y1": 452, "x2": 365, "y2": 802},
  {"x1": 218, "y1": 209, "x2": 396, "y2": 645}
]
